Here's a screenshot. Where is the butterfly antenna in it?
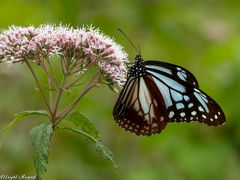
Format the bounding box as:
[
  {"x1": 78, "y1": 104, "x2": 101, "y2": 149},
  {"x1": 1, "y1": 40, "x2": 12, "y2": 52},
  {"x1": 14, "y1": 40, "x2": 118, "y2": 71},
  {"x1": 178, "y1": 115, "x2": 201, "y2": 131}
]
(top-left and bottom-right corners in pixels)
[
  {"x1": 117, "y1": 28, "x2": 140, "y2": 55},
  {"x1": 138, "y1": 45, "x2": 141, "y2": 56}
]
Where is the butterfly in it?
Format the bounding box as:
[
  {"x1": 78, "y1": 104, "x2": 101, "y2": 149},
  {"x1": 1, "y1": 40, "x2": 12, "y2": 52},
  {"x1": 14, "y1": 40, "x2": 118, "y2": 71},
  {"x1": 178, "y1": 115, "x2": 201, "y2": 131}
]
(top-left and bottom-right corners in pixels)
[{"x1": 113, "y1": 55, "x2": 225, "y2": 136}]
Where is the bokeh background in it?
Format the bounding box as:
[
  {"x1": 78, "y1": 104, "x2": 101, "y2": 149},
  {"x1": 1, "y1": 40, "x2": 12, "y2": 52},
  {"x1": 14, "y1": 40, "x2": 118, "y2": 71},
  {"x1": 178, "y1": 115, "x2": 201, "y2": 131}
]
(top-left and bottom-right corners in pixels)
[{"x1": 0, "y1": 0, "x2": 240, "y2": 179}]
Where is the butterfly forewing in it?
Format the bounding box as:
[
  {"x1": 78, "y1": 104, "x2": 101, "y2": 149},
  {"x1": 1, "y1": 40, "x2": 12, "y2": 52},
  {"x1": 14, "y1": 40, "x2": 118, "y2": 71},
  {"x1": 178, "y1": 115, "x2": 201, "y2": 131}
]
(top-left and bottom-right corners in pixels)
[
  {"x1": 113, "y1": 76, "x2": 137, "y2": 118},
  {"x1": 113, "y1": 75, "x2": 167, "y2": 136},
  {"x1": 144, "y1": 61, "x2": 199, "y2": 88}
]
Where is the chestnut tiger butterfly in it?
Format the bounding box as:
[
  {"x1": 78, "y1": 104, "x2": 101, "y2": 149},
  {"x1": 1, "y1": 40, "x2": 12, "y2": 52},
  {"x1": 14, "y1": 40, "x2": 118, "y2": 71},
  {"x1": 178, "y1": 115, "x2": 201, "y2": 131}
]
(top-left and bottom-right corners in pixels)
[{"x1": 113, "y1": 30, "x2": 225, "y2": 136}]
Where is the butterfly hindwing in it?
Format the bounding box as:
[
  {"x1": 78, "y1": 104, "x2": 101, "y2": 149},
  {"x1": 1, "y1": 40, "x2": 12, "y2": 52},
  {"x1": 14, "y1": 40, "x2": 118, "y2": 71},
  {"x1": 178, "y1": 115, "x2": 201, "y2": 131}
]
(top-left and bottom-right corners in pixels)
[{"x1": 147, "y1": 68, "x2": 225, "y2": 126}]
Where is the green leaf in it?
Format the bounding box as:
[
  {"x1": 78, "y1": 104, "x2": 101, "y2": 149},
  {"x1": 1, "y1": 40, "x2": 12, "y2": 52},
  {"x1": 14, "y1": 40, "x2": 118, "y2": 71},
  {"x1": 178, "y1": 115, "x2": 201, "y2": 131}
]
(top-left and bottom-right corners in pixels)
[
  {"x1": 13, "y1": 110, "x2": 49, "y2": 119},
  {"x1": 0, "y1": 110, "x2": 49, "y2": 137},
  {"x1": 61, "y1": 127, "x2": 97, "y2": 143},
  {"x1": 60, "y1": 126, "x2": 117, "y2": 168},
  {"x1": 96, "y1": 140, "x2": 118, "y2": 168},
  {"x1": 64, "y1": 111, "x2": 98, "y2": 139},
  {"x1": 29, "y1": 123, "x2": 53, "y2": 180}
]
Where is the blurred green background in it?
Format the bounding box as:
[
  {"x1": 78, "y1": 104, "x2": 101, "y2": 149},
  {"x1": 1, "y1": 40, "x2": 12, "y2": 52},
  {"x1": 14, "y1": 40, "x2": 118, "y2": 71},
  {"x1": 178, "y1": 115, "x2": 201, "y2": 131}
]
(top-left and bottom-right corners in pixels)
[{"x1": 0, "y1": 0, "x2": 240, "y2": 179}]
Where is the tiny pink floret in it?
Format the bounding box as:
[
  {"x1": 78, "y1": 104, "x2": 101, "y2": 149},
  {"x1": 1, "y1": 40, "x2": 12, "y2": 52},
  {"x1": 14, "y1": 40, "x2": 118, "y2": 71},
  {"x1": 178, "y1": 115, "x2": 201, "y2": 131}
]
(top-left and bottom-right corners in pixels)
[{"x1": 0, "y1": 25, "x2": 128, "y2": 85}]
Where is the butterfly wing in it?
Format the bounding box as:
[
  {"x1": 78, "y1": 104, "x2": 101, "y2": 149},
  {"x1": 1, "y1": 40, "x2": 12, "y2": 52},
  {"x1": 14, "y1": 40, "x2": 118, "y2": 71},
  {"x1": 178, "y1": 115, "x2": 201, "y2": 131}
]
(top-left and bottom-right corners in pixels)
[
  {"x1": 113, "y1": 75, "x2": 168, "y2": 136},
  {"x1": 145, "y1": 61, "x2": 225, "y2": 126},
  {"x1": 144, "y1": 61, "x2": 199, "y2": 88}
]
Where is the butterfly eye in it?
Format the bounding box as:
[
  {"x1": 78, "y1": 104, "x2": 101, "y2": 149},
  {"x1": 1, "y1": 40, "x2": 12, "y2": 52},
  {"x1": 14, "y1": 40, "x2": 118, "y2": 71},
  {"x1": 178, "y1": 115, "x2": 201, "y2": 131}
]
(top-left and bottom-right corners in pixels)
[{"x1": 113, "y1": 57, "x2": 225, "y2": 136}]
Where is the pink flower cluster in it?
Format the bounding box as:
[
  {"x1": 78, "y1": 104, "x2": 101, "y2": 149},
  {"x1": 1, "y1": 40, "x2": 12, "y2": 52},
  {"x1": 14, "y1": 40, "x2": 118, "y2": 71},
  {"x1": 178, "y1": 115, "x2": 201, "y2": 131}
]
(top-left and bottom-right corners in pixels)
[{"x1": 0, "y1": 25, "x2": 128, "y2": 85}]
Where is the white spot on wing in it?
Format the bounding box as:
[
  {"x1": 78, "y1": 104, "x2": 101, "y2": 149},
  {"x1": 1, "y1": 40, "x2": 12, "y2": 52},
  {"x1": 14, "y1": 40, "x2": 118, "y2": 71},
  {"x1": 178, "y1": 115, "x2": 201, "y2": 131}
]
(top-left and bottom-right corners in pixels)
[
  {"x1": 152, "y1": 123, "x2": 158, "y2": 128},
  {"x1": 176, "y1": 103, "x2": 184, "y2": 109},
  {"x1": 180, "y1": 112, "x2": 185, "y2": 117},
  {"x1": 191, "y1": 111, "x2": 197, "y2": 116},
  {"x1": 194, "y1": 88, "x2": 200, "y2": 93},
  {"x1": 198, "y1": 106, "x2": 204, "y2": 112},
  {"x1": 188, "y1": 103, "x2": 194, "y2": 108},
  {"x1": 160, "y1": 116, "x2": 164, "y2": 121},
  {"x1": 169, "y1": 111, "x2": 174, "y2": 118}
]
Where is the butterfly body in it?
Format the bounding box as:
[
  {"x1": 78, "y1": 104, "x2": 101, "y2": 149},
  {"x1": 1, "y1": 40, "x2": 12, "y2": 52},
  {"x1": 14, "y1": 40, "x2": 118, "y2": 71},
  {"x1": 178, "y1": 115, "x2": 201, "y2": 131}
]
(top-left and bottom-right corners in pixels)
[
  {"x1": 113, "y1": 55, "x2": 225, "y2": 136},
  {"x1": 128, "y1": 55, "x2": 146, "y2": 78}
]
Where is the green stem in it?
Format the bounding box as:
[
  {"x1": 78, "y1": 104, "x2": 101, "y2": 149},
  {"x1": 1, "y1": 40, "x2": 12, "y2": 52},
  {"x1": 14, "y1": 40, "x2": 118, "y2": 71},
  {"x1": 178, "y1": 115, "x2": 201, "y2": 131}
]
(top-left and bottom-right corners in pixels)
[
  {"x1": 55, "y1": 82, "x2": 97, "y2": 126},
  {"x1": 47, "y1": 74, "x2": 54, "y2": 114},
  {"x1": 25, "y1": 59, "x2": 51, "y2": 113},
  {"x1": 46, "y1": 57, "x2": 59, "y2": 87},
  {"x1": 64, "y1": 63, "x2": 94, "y2": 89},
  {"x1": 41, "y1": 60, "x2": 59, "y2": 92},
  {"x1": 63, "y1": 63, "x2": 80, "y2": 88},
  {"x1": 55, "y1": 70, "x2": 100, "y2": 126},
  {"x1": 60, "y1": 57, "x2": 67, "y2": 75},
  {"x1": 52, "y1": 74, "x2": 67, "y2": 128}
]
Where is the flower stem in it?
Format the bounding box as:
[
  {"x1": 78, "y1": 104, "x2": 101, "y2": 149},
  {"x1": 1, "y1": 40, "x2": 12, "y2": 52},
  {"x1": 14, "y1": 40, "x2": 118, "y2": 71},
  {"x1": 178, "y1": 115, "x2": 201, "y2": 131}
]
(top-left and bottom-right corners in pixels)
[
  {"x1": 51, "y1": 74, "x2": 67, "y2": 128},
  {"x1": 41, "y1": 60, "x2": 59, "y2": 92},
  {"x1": 55, "y1": 82, "x2": 97, "y2": 126},
  {"x1": 60, "y1": 57, "x2": 67, "y2": 75},
  {"x1": 47, "y1": 74, "x2": 54, "y2": 112},
  {"x1": 46, "y1": 57, "x2": 59, "y2": 87},
  {"x1": 63, "y1": 63, "x2": 80, "y2": 88},
  {"x1": 55, "y1": 70, "x2": 100, "y2": 126},
  {"x1": 25, "y1": 59, "x2": 51, "y2": 114},
  {"x1": 64, "y1": 62, "x2": 94, "y2": 89}
]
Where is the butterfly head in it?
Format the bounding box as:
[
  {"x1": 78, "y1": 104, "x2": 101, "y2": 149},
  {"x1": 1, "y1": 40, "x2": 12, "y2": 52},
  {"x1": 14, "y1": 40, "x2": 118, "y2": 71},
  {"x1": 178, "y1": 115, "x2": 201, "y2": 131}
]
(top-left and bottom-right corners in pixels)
[
  {"x1": 135, "y1": 55, "x2": 143, "y2": 64},
  {"x1": 128, "y1": 55, "x2": 146, "y2": 78}
]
